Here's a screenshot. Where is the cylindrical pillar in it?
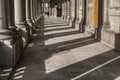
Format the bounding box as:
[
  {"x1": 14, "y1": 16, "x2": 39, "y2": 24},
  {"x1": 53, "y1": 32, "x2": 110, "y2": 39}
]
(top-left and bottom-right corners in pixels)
[
  {"x1": 103, "y1": 0, "x2": 110, "y2": 28},
  {"x1": 0, "y1": 0, "x2": 8, "y2": 29},
  {"x1": 66, "y1": 0, "x2": 70, "y2": 22},
  {"x1": 75, "y1": 0, "x2": 83, "y2": 30},
  {"x1": 0, "y1": 0, "x2": 22, "y2": 66},
  {"x1": 62, "y1": 1, "x2": 65, "y2": 19},
  {"x1": 14, "y1": 0, "x2": 26, "y2": 25},
  {"x1": 69, "y1": 0, "x2": 75, "y2": 27},
  {"x1": 64, "y1": 0, "x2": 67, "y2": 20},
  {"x1": 26, "y1": 0, "x2": 31, "y2": 20},
  {"x1": 30, "y1": 0, "x2": 33, "y2": 19},
  {"x1": 14, "y1": 0, "x2": 30, "y2": 48},
  {"x1": 76, "y1": 0, "x2": 79, "y2": 21}
]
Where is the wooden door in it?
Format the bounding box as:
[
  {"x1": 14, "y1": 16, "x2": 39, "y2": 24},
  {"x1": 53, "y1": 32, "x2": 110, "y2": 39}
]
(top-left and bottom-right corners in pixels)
[{"x1": 93, "y1": 0, "x2": 99, "y2": 28}]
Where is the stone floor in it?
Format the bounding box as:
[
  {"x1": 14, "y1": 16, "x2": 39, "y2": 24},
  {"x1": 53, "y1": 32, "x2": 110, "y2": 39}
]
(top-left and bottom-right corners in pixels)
[
  {"x1": 8, "y1": 17, "x2": 120, "y2": 80},
  {"x1": 0, "y1": 67, "x2": 12, "y2": 80}
]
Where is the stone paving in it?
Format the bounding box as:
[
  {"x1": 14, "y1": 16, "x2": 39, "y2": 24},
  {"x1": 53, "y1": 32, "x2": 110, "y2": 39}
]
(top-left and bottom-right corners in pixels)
[
  {"x1": 8, "y1": 17, "x2": 120, "y2": 80},
  {"x1": 0, "y1": 67, "x2": 12, "y2": 80}
]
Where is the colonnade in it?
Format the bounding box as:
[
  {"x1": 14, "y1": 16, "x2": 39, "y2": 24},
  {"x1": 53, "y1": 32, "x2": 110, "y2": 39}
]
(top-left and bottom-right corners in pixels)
[
  {"x1": 50, "y1": 0, "x2": 120, "y2": 50},
  {"x1": 61, "y1": 0, "x2": 84, "y2": 30},
  {"x1": 0, "y1": 0, "x2": 43, "y2": 66},
  {"x1": 0, "y1": 0, "x2": 120, "y2": 66}
]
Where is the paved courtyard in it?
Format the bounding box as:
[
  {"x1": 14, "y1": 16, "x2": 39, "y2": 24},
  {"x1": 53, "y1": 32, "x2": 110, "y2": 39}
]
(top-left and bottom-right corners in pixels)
[{"x1": 6, "y1": 17, "x2": 120, "y2": 80}]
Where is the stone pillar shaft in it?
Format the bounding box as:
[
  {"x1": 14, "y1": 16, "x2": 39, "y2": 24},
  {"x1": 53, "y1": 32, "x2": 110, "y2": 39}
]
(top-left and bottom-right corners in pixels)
[
  {"x1": 70, "y1": 0, "x2": 75, "y2": 20},
  {"x1": 32, "y1": 0, "x2": 36, "y2": 18},
  {"x1": 69, "y1": 0, "x2": 75, "y2": 27},
  {"x1": 15, "y1": 0, "x2": 26, "y2": 25},
  {"x1": 76, "y1": 0, "x2": 79, "y2": 19},
  {"x1": 14, "y1": 0, "x2": 30, "y2": 48},
  {"x1": 0, "y1": 0, "x2": 8, "y2": 29},
  {"x1": 26, "y1": 0, "x2": 31, "y2": 20},
  {"x1": 62, "y1": 1, "x2": 64, "y2": 18},
  {"x1": 30, "y1": 0, "x2": 33, "y2": 19},
  {"x1": 103, "y1": 0, "x2": 110, "y2": 27},
  {"x1": 64, "y1": 1, "x2": 67, "y2": 19},
  {"x1": 0, "y1": 0, "x2": 23, "y2": 66},
  {"x1": 78, "y1": 0, "x2": 83, "y2": 20},
  {"x1": 9, "y1": 0, "x2": 15, "y2": 26},
  {"x1": 75, "y1": 0, "x2": 83, "y2": 22},
  {"x1": 66, "y1": 0, "x2": 70, "y2": 21}
]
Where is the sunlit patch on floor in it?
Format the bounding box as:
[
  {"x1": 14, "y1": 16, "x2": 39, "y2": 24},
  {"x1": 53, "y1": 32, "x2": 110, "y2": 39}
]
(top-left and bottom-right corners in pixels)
[
  {"x1": 115, "y1": 76, "x2": 120, "y2": 80},
  {"x1": 12, "y1": 67, "x2": 26, "y2": 80},
  {"x1": 45, "y1": 42, "x2": 113, "y2": 74}
]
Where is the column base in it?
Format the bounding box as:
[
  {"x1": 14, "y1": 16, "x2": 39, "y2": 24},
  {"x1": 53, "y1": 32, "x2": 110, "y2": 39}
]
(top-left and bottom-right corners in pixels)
[
  {"x1": 69, "y1": 17, "x2": 74, "y2": 27},
  {"x1": 25, "y1": 20, "x2": 34, "y2": 37},
  {"x1": 63, "y1": 16, "x2": 66, "y2": 21},
  {"x1": 101, "y1": 28, "x2": 120, "y2": 50},
  {"x1": 0, "y1": 29, "x2": 22, "y2": 66},
  {"x1": 75, "y1": 19, "x2": 81, "y2": 30},
  {"x1": 66, "y1": 16, "x2": 70, "y2": 22},
  {"x1": 16, "y1": 24, "x2": 30, "y2": 49},
  {"x1": 75, "y1": 19, "x2": 85, "y2": 33}
]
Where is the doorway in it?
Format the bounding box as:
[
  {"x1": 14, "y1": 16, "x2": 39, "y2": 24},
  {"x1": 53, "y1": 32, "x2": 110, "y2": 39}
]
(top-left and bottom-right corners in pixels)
[
  {"x1": 57, "y1": 8, "x2": 62, "y2": 17},
  {"x1": 86, "y1": 0, "x2": 99, "y2": 33}
]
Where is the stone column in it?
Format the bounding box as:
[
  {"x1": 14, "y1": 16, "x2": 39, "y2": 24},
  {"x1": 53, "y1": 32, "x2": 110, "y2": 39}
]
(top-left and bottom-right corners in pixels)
[
  {"x1": 39, "y1": 0, "x2": 43, "y2": 17},
  {"x1": 54, "y1": 6, "x2": 57, "y2": 17},
  {"x1": 49, "y1": 2, "x2": 52, "y2": 16},
  {"x1": 75, "y1": 0, "x2": 80, "y2": 29},
  {"x1": 62, "y1": 0, "x2": 65, "y2": 19},
  {"x1": 42, "y1": 2, "x2": 45, "y2": 14},
  {"x1": 34, "y1": 0, "x2": 37, "y2": 19},
  {"x1": 37, "y1": 0, "x2": 40, "y2": 16},
  {"x1": 9, "y1": 0, "x2": 15, "y2": 26},
  {"x1": 66, "y1": 0, "x2": 70, "y2": 22},
  {"x1": 49, "y1": 3, "x2": 52, "y2": 16},
  {"x1": 76, "y1": 0, "x2": 79, "y2": 21},
  {"x1": 0, "y1": 0, "x2": 12, "y2": 41},
  {"x1": 30, "y1": 0, "x2": 33, "y2": 19},
  {"x1": 64, "y1": 0, "x2": 67, "y2": 21},
  {"x1": 25, "y1": 0, "x2": 35, "y2": 37},
  {"x1": 0, "y1": 0, "x2": 22, "y2": 66},
  {"x1": 32, "y1": 0, "x2": 35, "y2": 19},
  {"x1": 102, "y1": 0, "x2": 110, "y2": 29},
  {"x1": 30, "y1": 0, "x2": 35, "y2": 26},
  {"x1": 14, "y1": 0, "x2": 29, "y2": 48},
  {"x1": 48, "y1": 3, "x2": 50, "y2": 17},
  {"x1": 35, "y1": 0, "x2": 39, "y2": 19},
  {"x1": 81, "y1": 0, "x2": 87, "y2": 32},
  {"x1": 35, "y1": 0, "x2": 42, "y2": 26},
  {"x1": 38, "y1": 0, "x2": 42, "y2": 16},
  {"x1": 75, "y1": 0, "x2": 83, "y2": 31},
  {"x1": 26, "y1": 0, "x2": 31, "y2": 20},
  {"x1": 15, "y1": 0, "x2": 26, "y2": 25},
  {"x1": 69, "y1": 0, "x2": 75, "y2": 27},
  {"x1": 35, "y1": 0, "x2": 38, "y2": 18},
  {"x1": 0, "y1": 0, "x2": 8, "y2": 29},
  {"x1": 78, "y1": 0, "x2": 83, "y2": 22}
]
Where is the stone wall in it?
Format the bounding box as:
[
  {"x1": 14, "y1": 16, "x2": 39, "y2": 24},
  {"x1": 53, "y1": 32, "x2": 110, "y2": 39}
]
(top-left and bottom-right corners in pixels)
[{"x1": 101, "y1": 0, "x2": 120, "y2": 50}]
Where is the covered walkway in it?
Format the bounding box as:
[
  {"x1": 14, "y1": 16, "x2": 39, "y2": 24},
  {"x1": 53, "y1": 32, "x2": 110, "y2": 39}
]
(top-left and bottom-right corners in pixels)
[
  {"x1": 6, "y1": 17, "x2": 120, "y2": 80},
  {"x1": 0, "y1": 0, "x2": 120, "y2": 79}
]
